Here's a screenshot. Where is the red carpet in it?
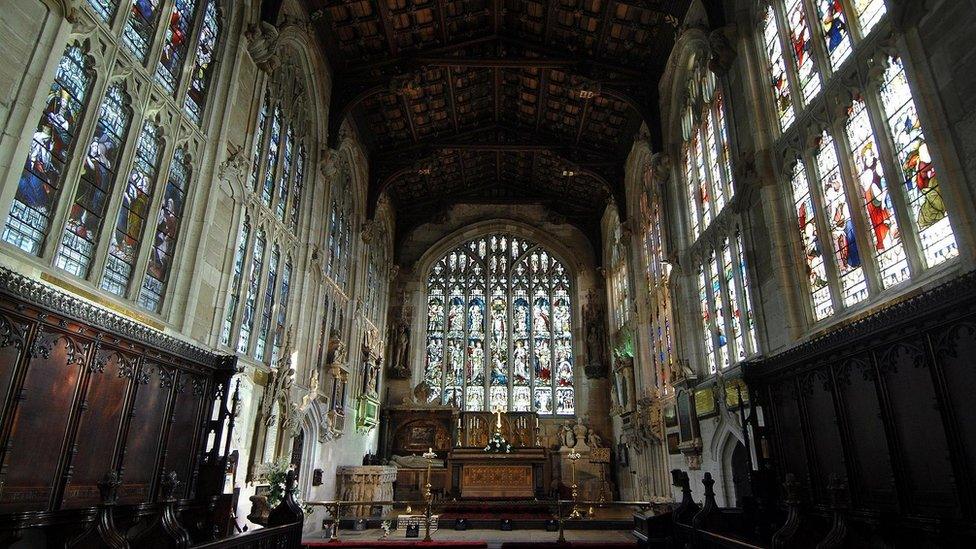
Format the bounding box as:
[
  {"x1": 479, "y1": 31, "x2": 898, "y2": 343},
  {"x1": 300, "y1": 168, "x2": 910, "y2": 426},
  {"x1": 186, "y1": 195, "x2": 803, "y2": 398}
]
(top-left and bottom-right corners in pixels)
[
  {"x1": 304, "y1": 542, "x2": 487, "y2": 548},
  {"x1": 501, "y1": 543, "x2": 637, "y2": 548}
]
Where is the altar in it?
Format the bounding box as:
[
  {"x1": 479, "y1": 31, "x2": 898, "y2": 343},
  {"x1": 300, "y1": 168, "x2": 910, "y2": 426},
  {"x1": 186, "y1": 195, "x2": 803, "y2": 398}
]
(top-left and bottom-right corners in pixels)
[{"x1": 447, "y1": 447, "x2": 548, "y2": 499}]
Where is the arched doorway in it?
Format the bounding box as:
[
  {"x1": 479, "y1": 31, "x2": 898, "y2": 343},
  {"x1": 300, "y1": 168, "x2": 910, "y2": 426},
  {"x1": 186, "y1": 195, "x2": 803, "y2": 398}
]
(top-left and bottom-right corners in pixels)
[{"x1": 729, "y1": 442, "x2": 751, "y2": 507}]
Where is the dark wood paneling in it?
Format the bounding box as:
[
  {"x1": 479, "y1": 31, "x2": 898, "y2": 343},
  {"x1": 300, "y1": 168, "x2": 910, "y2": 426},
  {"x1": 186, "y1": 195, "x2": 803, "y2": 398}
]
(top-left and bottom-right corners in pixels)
[
  {"x1": 163, "y1": 372, "x2": 207, "y2": 499},
  {"x1": 62, "y1": 346, "x2": 136, "y2": 508},
  {"x1": 0, "y1": 328, "x2": 88, "y2": 512},
  {"x1": 797, "y1": 368, "x2": 845, "y2": 505},
  {"x1": 118, "y1": 362, "x2": 173, "y2": 505}
]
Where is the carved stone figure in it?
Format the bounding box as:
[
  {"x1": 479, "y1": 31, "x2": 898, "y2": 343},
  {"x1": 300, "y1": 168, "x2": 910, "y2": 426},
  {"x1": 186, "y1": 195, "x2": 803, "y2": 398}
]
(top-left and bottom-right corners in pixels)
[
  {"x1": 388, "y1": 320, "x2": 410, "y2": 379},
  {"x1": 411, "y1": 380, "x2": 432, "y2": 404},
  {"x1": 245, "y1": 22, "x2": 280, "y2": 72},
  {"x1": 560, "y1": 421, "x2": 577, "y2": 449},
  {"x1": 327, "y1": 329, "x2": 347, "y2": 367},
  {"x1": 586, "y1": 428, "x2": 604, "y2": 449},
  {"x1": 583, "y1": 292, "x2": 608, "y2": 379}
]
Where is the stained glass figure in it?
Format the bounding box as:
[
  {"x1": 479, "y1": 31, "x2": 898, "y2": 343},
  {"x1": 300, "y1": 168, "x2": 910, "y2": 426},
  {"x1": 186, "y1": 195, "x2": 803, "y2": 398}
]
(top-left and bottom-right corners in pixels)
[
  {"x1": 786, "y1": 0, "x2": 822, "y2": 104},
  {"x1": 238, "y1": 229, "x2": 266, "y2": 354},
  {"x1": 254, "y1": 244, "x2": 280, "y2": 361},
  {"x1": 155, "y1": 0, "x2": 198, "y2": 94},
  {"x1": 763, "y1": 4, "x2": 796, "y2": 130},
  {"x1": 846, "y1": 96, "x2": 909, "y2": 289},
  {"x1": 261, "y1": 104, "x2": 281, "y2": 208},
  {"x1": 249, "y1": 92, "x2": 270, "y2": 191},
  {"x1": 4, "y1": 45, "x2": 93, "y2": 254},
  {"x1": 122, "y1": 0, "x2": 162, "y2": 64},
  {"x1": 138, "y1": 146, "x2": 191, "y2": 311},
  {"x1": 816, "y1": 131, "x2": 867, "y2": 306},
  {"x1": 789, "y1": 160, "x2": 834, "y2": 320},
  {"x1": 270, "y1": 257, "x2": 292, "y2": 364},
  {"x1": 815, "y1": 0, "x2": 852, "y2": 68},
  {"x1": 87, "y1": 0, "x2": 120, "y2": 23},
  {"x1": 735, "y1": 233, "x2": 758, "y2": 354},
  {"x1": 289, "y1": 145, "x2": 306, "y2": 233},
  {"x1": 55, "y1": 83, "x2": 130, "y2": 277},
  {"x1": 424, "y1": 234, "x2": 576, "y2": 414},
  {"x1": 709, "y1": 253, "x2": 730, "y2": 369},
  {"x1": 184, "y1": 0, "x2": 221, "y2": 123},
  {"x1": 698, "y1": 266, "x2": 717, "y2": 374},
  {"x1": 276, "y1": 125, "x2": 293, "y2": 222},
  {"x1": 880, "y1": 55, "x2": 958, "y2": 268},
  {"x1": 101, "y1": 121, "x2": 163, "y2": 297},
  {"x1": 221, "y1": 216, "x2": 250, "y2": 346}
]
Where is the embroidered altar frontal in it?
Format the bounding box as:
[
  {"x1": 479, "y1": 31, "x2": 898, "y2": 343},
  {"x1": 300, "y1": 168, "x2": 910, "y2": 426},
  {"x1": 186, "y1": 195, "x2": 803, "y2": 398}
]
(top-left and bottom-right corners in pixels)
[{"x1": 461, "y1": 464, "x2": 534, "y2": 498}]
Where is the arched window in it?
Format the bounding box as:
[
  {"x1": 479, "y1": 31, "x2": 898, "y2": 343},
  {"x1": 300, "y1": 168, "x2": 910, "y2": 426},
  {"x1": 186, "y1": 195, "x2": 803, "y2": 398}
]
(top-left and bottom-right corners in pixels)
[
  {"x1": 424, "y1": 234, "x2": 577, "y2": 416},
  {"x1": 761, "y1": 0, "x2": 958, "y2": 324},
  {"x1": 3, "y1": 1, "x2": 225, "y2": 312},
  {"x1": 639, "y1": 167, "x2": 675, "y2": 393},
  {"x1": 3, "y1": 44, "x2": 94, "y2": 254},
  {"x1": 223, "y1": 58, "x2": 310, "y2": 362},
  {"x1": 679, "y1": 56, "x2": 759, "y2": 374}
]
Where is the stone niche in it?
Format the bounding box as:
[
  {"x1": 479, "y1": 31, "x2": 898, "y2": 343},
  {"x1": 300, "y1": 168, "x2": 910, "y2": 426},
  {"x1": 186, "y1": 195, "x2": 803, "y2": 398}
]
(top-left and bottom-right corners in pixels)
[{"x1": 335, "y1": 465, "x2": 397, "y2": 518}]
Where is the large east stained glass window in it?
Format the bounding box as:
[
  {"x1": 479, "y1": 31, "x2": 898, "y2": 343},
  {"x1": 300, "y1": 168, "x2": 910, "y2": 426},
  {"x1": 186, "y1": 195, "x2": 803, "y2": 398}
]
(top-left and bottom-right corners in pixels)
[
  {"x1": 424, "y1": 234, "x2": 576, "y2": 415},
  {"x1": 762, "y1": 1, "x2": 959, "y2": 324},
  {"x1": 4, "y1": 45, "x2": 93, "y2": 254},
  {"x1": 55, "y1": 82, "x2": 131, "y2": 277},
  {"x1": 138, "y1": 146, "x2": 192, "y2": 311},
  {"x1": 101, "y1": 121, "x2": 163, "y2": 297}
]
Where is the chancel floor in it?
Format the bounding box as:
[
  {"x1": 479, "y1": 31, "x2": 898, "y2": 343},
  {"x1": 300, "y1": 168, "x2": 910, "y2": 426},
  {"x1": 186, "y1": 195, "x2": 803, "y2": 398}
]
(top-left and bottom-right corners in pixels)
[{"x1": 303, "y1": 528, "x2": 638, "y2": 548}]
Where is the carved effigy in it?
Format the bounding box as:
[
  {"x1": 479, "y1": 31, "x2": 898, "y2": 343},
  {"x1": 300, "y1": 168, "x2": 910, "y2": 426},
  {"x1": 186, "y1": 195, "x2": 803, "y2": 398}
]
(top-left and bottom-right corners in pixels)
[{"x1": 335, "y1": 466, "x2": 397, "y2": 518}]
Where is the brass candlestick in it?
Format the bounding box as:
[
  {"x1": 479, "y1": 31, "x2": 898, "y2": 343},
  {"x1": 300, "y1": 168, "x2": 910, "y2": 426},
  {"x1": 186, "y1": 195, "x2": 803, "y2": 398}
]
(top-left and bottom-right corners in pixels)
[
  {"x1": 567, "y1": 449, "x2": 583, "y2": 520},
  {"x1": 422, "y1": 447, "x2": 437, "y2": 542}
]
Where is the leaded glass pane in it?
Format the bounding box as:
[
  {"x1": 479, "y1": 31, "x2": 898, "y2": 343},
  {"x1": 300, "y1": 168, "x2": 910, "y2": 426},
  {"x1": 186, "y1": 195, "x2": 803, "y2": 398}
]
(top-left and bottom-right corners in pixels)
[
  {"x1": 56, "y1": 83, "x2": 131, "y2": 277},
  {"x1": 87, "y1": 0, "x2": 120, "y2": 23},
  {"x1": 261, "y1": 104, "x2": 281, "y2": 208},
  {"x1": 184, "y1": 0, "x2": 221, "y2": 123},
  {"x1": 122, "y1": 0, "x2": 163, "y2": 64},
  {"x1": 254, "y1": 245, "x2": 280, "y2": 361},
  {"x1": 709, "y1": 253, "x2": 730, "y2": 370},
  {"x1": 4, "y1": 45, "x2": 93, "y2": 254},
  {"x1": 221, "y1": 216, "x2": 250, "y2": 346},
  {"x1": 238, "y1": 229, "x2": 266, "y2": 354},
  {"x1": 763, "y1": 4, "x2": 796, "y2": 130},
  {"x1": 138, "y1": 146, "x2": 191, "y2": 311},
  {"x1": 851, "y1": 0, "x2": 886, "y2": 37},
  {"x1": 846, "y1": 96, "x2": 909, "y2": 289},
  {"x1": 155, "y1": 0, "x2": 198, "y2": 94},
  {"x1": 101, "y1": 121, "x2": 163, "y2": 297},
  {"x1": 698, "y1": 266, "x2": 716, "y2": 374},
  {"x1": 789, "y1": 160, "x2": 834, "y2": 320},
  {"x1": 880, "y1": 55, "x2": 958, "y2": 268},
  {"x1": 814, "y1": 0, "x2": 852, "y2": 68}
]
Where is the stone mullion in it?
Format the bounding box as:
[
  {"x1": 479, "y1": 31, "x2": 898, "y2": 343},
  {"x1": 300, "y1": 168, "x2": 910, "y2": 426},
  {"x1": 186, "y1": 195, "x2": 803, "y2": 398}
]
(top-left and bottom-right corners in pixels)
[
  {"x1": 831, "y1": 113, "x2": 884, "y2": 296},
  {"x1": 862, "y1": 75, "x2": 925, "y2": 277},
  {"x1": 801, "y1": 149, "x2": 845, "y2": 318}
]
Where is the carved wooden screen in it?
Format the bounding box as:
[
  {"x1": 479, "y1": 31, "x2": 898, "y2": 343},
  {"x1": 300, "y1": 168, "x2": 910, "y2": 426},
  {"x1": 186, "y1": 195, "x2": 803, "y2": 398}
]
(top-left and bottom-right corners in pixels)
[{"x1": 0, "y1": 267, "x2": 235, "y2": 514}]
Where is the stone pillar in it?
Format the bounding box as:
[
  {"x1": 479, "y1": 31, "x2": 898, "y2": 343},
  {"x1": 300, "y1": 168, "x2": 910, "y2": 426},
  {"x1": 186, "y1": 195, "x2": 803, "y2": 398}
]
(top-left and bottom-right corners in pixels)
[{"x1": 335, "y1": 465, "x2": 397, "y2": 518}]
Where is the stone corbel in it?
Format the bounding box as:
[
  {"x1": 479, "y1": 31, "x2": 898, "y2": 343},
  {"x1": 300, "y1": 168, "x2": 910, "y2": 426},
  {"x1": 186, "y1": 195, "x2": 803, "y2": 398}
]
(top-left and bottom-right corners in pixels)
[
  {"x1": 217, "y1": 144, "x2": 250, "y2": 187},
  {"x1": 707, "y1": 25, "x2": 738, "y2": 76},
  {"x1": 679, "y1": 438, "x2": 704, "y2": 470},
  {"x1": 246, "y1": 22, "x2": 281, "y2": 73}
]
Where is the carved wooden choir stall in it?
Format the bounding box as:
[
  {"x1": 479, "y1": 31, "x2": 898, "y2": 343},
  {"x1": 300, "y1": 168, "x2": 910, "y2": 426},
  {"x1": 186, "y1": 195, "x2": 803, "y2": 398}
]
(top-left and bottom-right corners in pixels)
[{"x1": 0, "y1": 268, "x2": 302, "y2": 546}]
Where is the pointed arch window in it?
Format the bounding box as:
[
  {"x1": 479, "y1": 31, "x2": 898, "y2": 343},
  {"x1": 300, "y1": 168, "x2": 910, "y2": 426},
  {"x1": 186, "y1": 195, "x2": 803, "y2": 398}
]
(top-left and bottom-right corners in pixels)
[
  {"x1": 184, "y1": 0, "x2": 222, "y2": 123},
  {"x1": 55, "y1": 82, "x2": 131, "y2": 277},
  {"x1": 100, "y1": 121, "x2": 163, "y2": 297},
  {"x1": 765, "y1": 3, "x2": 959, "y2": 324},
  {"x1": 122, "y1": 0, "x2": 164, "y2": 64},
  {"x1": 138, "y1": 146, "x2": 192, "y2": 311},
  {"x1": 639, "y1": 177, "x2": 675, "y2": 393},
  {"x1": 87, "y1": 0, "x2": 121, "y2": 23},
  {"x1": 155, "y1": 0, "x2": 198, "y2": 94},
  {"x1": 4, "y1": 44, "x2": 93, "y2": 254},
  {"x1": 424, "y1": 234, "x2": 576, "y2": 415}
]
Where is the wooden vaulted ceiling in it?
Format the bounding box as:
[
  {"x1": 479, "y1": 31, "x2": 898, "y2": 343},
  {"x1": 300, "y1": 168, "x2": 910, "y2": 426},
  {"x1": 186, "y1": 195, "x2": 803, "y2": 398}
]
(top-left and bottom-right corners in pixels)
[{"x1": 295, "y1": 0, "x2": 695, "y2": 240}]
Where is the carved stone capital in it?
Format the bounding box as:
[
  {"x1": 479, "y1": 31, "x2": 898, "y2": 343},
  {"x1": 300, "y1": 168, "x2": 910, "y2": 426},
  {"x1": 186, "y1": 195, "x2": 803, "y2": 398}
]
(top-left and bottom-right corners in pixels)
[
  {"x1": 707, "y1": 25, "x2": 738, "y2": 76},
  {"x1": 246, "y1": 22, "x2": 281, "y2": 73}
]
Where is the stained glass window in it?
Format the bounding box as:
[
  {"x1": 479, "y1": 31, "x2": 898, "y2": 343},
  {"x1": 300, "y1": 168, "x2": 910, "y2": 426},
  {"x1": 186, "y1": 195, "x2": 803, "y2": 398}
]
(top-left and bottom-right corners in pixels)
[
  {"x1": 4, "y1": 45, "x2": 93, "y2": 254},
  {"x1": 785, "y1": 0, "x2": 821, "y2": 104},
  {"x1": 816, "y1": 131, "x2": 867, "y2": 307},
  {"x1": 736, "y1": 232, "x2": 758, "y2": 354},
  {"x1": 763, "y1": 4, "x2": 795, "y2": 131},
  {"x1": 698, "y1": 266, "x2": 716, "y2": 374},
  {"x1": 275, "y1": 125, "x2": 293, "y2": 222},
  {"x1": 249, "y1": 93, "x2": 271, "y2": 191},
  {"x1": 254, "y1": 244, "x2": 280, "y2": 362},
  {"x1": 709, "y1": 252, "x2": 730, "y2": 370},
  {"x1": 270, "y1": 257, "x2": 292, "y2": 365},
  {"x1": 261, "y1": 105, "x2": 282, "y2": 208},
  {"x1": 101, "y1": 121, "x2": 163, "y2": 297},
  {"x1": 155, "y1": 0, "x2": 198, "y2": 94},
  {"x1": 327, "y1": 166, "x2": 353, "y2": 289},
  {"x1": 238, "y1": 229, "x2": 266, "y2": 354},
  {"x1": 290, "y1": 145, "x2": 306, "y2": 234},
  {"x1": 789, "y1": 159, "x2": 834, "y2": 320},
  {"x1": 814, "y1": 0, "x2": 852, "y2": 68},
  {"x1": 846, "y1": 95, "x2": 909, "y2": 289},
  {"x1": 122, "y1": 0, "x2": 163, "y2": 64},
  {"x1": 879, "y1": 55, "x2": 957, "y2": 268},
  {"x1": 137, "y1": 146, "x2": 191, "y2": 311},
  {"x1": 55, "y1": 83, "x2": 131, "y2": 277},
  {"x1": 87, "y1": 0, "x2": 120, "y2": 23},
  {"x1": 221, "y1": 215, "x2": 250, "y2": 346},
  {"x1": 424, "y1": 234, "x2": 576, "y2": 415},
  {"x1": 851, "y1": 0, "x2": 886, "y2": 37},
  {"x1": 640, "y1": 183, "x2": 674, "y2": 393},
  {"x1": 184, "y1": 0, "x2": 221, "y2": 123}
]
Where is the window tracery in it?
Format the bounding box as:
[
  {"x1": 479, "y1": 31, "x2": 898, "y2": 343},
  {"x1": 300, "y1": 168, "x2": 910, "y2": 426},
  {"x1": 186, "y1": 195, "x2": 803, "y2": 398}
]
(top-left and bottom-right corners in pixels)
[
  {"x1": 424, "y1": 234, "x2": 576, "y2": 416},
  {"x1": 761, "y1": 1, "x2": 959, "y2": 324}
]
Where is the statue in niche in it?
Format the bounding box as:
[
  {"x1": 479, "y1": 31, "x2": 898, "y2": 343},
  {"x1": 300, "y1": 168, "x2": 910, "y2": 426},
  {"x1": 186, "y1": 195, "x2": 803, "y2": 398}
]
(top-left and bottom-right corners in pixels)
[
  {"x1": 388, "y1": 319, "x2": 410, "y2": 379},
  {"x1": 586, "y1": 429, "x2": 604, "y2": 449},
  {"x1": 560, "y1": 421, "x2": 577, "y2": 449},
  {"x1": 583, "y1": 291, "x2": 608, "y2": 379},
  {"x1": 327, "y1": 329, "x2": 347, "y2": 367}
]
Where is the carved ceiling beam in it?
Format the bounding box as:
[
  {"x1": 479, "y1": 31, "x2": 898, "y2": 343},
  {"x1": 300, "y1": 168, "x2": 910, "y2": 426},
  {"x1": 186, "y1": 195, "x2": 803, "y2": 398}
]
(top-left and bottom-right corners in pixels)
[
  {"x1": 374, "y1": 0, "x2": 399, "y2": 57},
  {"x1": 399, "y1": 93, "x2": 419, "y2": 143},
  {"x1": 435, "y1": 0, "x2": 449, "y2": 45},
  {"x1": 493, "y1": 66, "x2": 501, "y2": 123},
  {"x1": 444, "y1": 66, "x2": 460, "y2": 132}
]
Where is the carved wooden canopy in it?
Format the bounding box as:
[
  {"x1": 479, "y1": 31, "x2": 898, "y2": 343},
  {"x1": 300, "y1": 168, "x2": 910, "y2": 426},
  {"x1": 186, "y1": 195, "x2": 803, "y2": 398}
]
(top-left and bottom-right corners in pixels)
[{"x1": 280, "y1": 0, "x2": 701, "y2": 240}]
